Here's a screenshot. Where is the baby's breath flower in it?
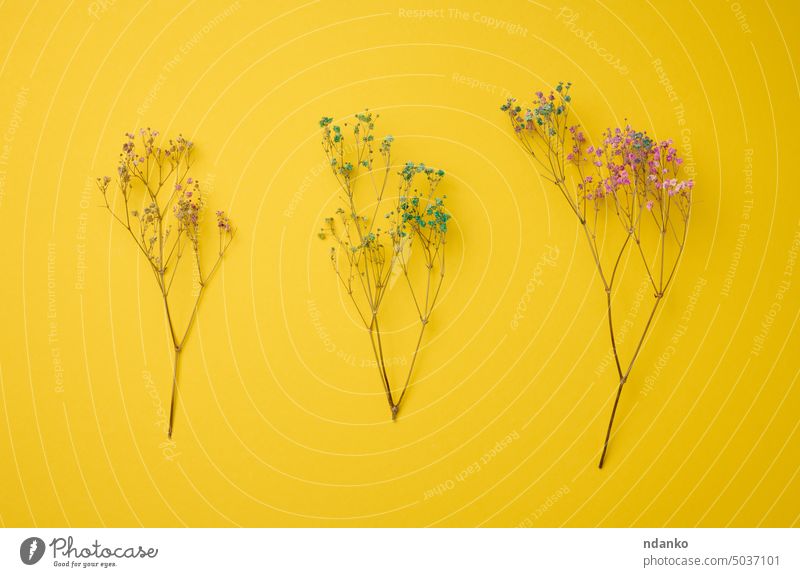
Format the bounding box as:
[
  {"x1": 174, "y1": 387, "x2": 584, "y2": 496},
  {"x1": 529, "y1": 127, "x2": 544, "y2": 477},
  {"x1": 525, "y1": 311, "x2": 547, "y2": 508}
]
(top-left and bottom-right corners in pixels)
[
  {"x1": 97, "y1": 129, "x2": 234, "y2": 439},
  {"x1": 318, "y1": 110, "x2": 454, "y2": 420},
  {"x1": 502, "y1": 83, "x2": 693, "y2": 468}
]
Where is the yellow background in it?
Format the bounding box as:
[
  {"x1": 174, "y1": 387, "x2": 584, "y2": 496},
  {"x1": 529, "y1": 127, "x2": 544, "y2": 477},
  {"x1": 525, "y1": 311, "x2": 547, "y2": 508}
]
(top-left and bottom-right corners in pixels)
[{"x1": 0, "y1": 0, "x2": 798, "y2": 527}]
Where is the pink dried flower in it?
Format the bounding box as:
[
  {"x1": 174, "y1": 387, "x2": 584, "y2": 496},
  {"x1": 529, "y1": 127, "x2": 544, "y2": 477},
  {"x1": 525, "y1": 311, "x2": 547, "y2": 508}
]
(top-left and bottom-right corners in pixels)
[{"x1": 502, "y1": 83, "x2": 693, "y2": 468}]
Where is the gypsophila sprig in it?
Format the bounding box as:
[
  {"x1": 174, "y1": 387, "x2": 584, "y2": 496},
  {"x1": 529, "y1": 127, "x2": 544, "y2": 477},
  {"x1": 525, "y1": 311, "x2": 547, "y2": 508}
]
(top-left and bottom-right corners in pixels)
[
  {"x1": 97, "y1": 128, "x2": 234, "y2": 438},
  {"x1": 502, "y1": 84, "x2": 693, "y2": 468},
  {"x1": 318, "y1": 111, "x2": 451, "y2": 420}
]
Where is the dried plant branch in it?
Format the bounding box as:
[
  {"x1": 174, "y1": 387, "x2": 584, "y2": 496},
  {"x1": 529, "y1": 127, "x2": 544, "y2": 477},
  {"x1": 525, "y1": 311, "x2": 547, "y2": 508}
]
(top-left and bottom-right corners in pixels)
[
  {"x1": 98, "y1": 129, "x2": 234, "y2": 438},
  {"x1": 502, "y1": 84, "x2": 693, "y2": 468},
  {"x1": 318, "y1": 112, "x2": 452, "y2": 419}
]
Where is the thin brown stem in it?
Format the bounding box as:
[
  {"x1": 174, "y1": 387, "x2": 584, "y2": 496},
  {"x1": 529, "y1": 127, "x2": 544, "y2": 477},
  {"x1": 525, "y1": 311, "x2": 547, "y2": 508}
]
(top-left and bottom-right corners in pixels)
[
  {"x1": 598, "y1": 295, "x2": 661, "y2": 468},
  {"x1": 368, "y1": 316, "x2": 394, "y2": 410},
  {"x1": 606, "y1": 291, "x2": 623, "y2": 381},
  {"x1": 167, "y1": 347, "x2": 181, "y2": 438},
  {"x1": 395, "y1": 320, "x2": 427, "y2": 412},
  {"x1": 161, "y1": 291, "x2": 178, "y2": 347},
  {"x1": 372, "y1": 315, "x2": 394, "y2": 412},
  {"x1": 580, "y1": 221, "x2": 608, "y2": 290}
]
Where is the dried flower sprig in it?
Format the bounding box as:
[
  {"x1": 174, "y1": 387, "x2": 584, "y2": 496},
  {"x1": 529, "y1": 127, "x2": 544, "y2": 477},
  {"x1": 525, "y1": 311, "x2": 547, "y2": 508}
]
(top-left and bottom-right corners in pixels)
[
  {"x1": 97, "y1": 128, "x2": 234, "y2": 438},
  {"x1": 318, "y1": 112, "x2": 451, "y2": 419},
  {"x1": 502, "y1": 83, "x2": 693, "y2": 468}
]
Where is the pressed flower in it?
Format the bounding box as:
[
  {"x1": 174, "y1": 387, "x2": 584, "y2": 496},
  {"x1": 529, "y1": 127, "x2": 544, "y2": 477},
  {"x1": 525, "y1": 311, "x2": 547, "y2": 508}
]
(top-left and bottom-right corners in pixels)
[
  {"x1": 97, "y1": 129, "x2": 235, "y2": 438},
  {"x1": 318, "y1": 111, "x2": 452, "y2": 419},
  {"x1": 502, "y1": 84, "x2": 693, "y2": 468}
]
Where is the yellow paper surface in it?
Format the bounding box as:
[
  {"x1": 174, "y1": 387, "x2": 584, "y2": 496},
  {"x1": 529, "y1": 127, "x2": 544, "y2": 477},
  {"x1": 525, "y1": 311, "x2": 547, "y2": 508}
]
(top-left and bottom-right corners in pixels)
[{"x1": 0, "y1": 0, "x2": 797, "y2": 527}]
